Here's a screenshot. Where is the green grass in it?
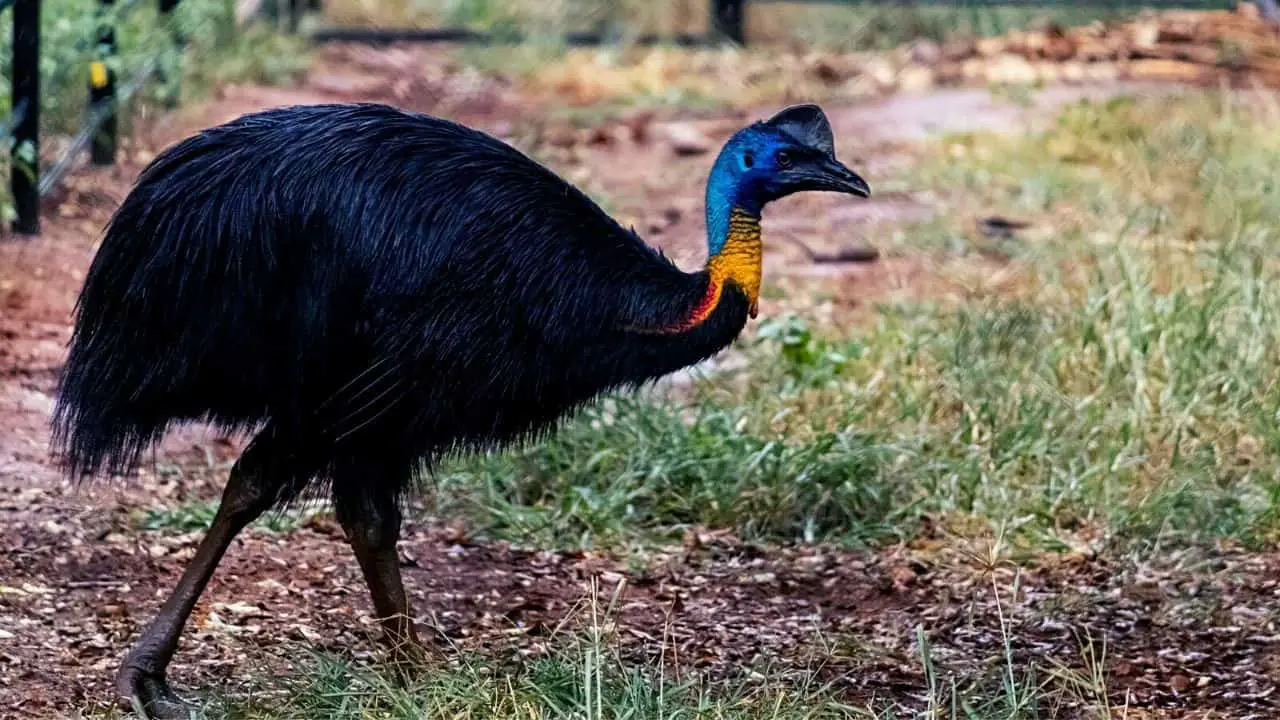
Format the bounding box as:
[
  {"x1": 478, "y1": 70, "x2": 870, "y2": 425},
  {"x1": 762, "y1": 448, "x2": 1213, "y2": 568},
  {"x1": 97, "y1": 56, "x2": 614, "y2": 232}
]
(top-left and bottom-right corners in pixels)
[
  {"x1": 134, "y1": 498, "x2": 323, "y2": 534},
  {"x1": 170, "y1": 1, "x2": 311, "y2": 100},
  {"x1": 424, "y1": 92, "x2": 1280, "y2": 553},
  {"x1": 206, "y1": 651, "x2": 861, "y2": 719},
  {"x1": 200, "y1": 646, "x2": 1116, "y2": 719},
  {"x1": 194, "y1": 578, "x2": 1107, "y2": 720}
]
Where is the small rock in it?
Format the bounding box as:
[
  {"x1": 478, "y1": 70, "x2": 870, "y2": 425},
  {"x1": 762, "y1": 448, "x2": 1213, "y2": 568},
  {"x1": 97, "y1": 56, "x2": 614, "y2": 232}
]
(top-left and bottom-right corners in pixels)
[
  {"x1": 862, "y1": 58, "x2": 897, "y2": 90},
  {"x1": 810, "y1": 57, "x2": 845, "y2": 84},
  {"x1": 961, "y1": 58, "x2": 986, "y2": 82},
  {"x1": 1130, "y1": 22, "x2": 1159, "y2": 49},
  {"x1": 97, "y1": 604, "x2": 127, "y2": 619},
  {"x1": 985, "y1": 54, "x2": 1038, "y2": 85},
  {"x1": 976, "y1": 37, "x2": 1006, "y2": 57},
  {"x1": 908, "y1": 39, "x2": 942, "y2": 65},
  {"x1": 1034, "y1": 62, "x2": 1062, "y2": 84},
  {"x1": 587, "y1": 126, "x2": 615, "y2": 146},
  {"x1": 1084, "y1": 62, "x2": 1120, "y2": 83},
  {"x1": 942, "y1": 38, "x2": 977, "y2": 62},
  {"x1": 1060, "y1": 62, "x2": 1087, "y2": 84},
  {"x1": 660, "y1": 123, "x2": 713, "y2": 156},
  {"x1": 541, "y1": 124, "x2": 579, "y2": 149},
  {"x1": 890, "y1": 565, "x2": 916, "y2": 590},
  {"x1": 898, "y1": 65, "x2": 935, "y2": 93},
  {"x1": 935, "y1": 62, "x2": 964, "y2": 86},
  {"x1": 1043, "y1": 25, "x2": 1076, "y2": 61},
  {"x1": 218, "y1": 601, "x2": 263, "y2": 618},
  {"x1": 625, "y1": 110, "x2": 655, "y2": 144}
]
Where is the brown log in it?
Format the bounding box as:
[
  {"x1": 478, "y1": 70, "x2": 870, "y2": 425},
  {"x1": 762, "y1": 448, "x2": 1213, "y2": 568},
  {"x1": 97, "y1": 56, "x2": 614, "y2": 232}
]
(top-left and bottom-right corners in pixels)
[
  {"x1": 1210, "y1": 27, "x2": 1280, "y2": 55},
  {"x1": 935, "y1": 62, "x2": 964, "y2": 85},
  {"x1": 1157, "y1": 21, "x2": 1200, "y2": 43},
  {"x1": 1129, "y1": 42, "x2": 1224, "y2": 65},
  {"x1": 985, "y1": 54, "x2": 1038, "y2": 84},
  {"x1": 1126, "y1": 58, "x2": 1217, "y2": 83},
  {"x1": 1034, "y1": 61, "x2": 1063, "y2": 83},
  {"x1": 1128, "y1": 22, "x2": 1160, "y2": 49},
  {"x1": 1084, "y1": 62, "x2": 1120, "y2": 82},
  {"x1": 1018, "y1": 30, "x2": 1044, "y2": 57},
  {"x1": 942, "y1": 38, "x2": 978, "y2": 62},
  {"x1": 1246, "y1": 54, "x2": 1280, "y2": 74},
  {"x1": 961, "y1": 58, "x2": 986, "y2": 82},
  {"x1": 1044, "y1": 25, "x2": 1077, "y2": 62},
  {"x1": 1074, "y1": 37, "x2": 1120, "y2": 62},
  {"x1": 976, "y1": 37, "x2": 1006, "y2": 57},
  {"x1": 1060, "y1": 61, "x2": 1087, "y2": 83}
]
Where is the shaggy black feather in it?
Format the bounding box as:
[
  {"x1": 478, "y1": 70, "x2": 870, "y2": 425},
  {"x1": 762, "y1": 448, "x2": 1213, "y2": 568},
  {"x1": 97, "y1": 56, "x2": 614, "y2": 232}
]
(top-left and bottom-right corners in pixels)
[{"x1": 52, "y1": 103, "x2": 746, "y2": 510}]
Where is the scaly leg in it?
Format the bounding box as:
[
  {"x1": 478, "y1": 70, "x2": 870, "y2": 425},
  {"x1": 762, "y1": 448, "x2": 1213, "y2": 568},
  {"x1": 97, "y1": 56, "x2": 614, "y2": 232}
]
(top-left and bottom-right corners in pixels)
[
  {"x1": 116, "y1": 433, "x2": 290, "y2": 719},
  {"x1": 335, "y1": 486, "x2": 426, "y2": 666}
]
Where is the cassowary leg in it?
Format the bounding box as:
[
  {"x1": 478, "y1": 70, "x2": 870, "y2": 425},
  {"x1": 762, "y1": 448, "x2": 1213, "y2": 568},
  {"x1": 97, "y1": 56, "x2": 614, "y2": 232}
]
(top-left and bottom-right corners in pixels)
[
  {"x1": 116, "y1": 435, "x2": 289, "y2": 719},
  {"x1": 335, "y1": 488, "x2": 426, "y2": 665}
]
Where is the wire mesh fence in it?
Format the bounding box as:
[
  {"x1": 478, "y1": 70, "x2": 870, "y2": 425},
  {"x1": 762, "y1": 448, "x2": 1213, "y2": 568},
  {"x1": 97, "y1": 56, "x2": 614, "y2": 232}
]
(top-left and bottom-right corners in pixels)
[{"x1": 0, "y1": 0, "x2": 186, "y2": 236}]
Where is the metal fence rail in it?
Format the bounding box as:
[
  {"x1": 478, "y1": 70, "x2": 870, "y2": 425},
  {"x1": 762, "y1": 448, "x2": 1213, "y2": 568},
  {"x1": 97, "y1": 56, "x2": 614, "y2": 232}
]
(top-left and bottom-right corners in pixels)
[{"x1": 4, "y1": 0, "x2": 185, "y2": 236}]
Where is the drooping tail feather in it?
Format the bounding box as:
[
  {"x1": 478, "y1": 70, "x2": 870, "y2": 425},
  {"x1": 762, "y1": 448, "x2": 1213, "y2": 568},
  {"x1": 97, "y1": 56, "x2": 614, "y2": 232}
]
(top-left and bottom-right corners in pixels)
[{"x1": 51, "y1": 112, "x2": 287, "y2": 479}]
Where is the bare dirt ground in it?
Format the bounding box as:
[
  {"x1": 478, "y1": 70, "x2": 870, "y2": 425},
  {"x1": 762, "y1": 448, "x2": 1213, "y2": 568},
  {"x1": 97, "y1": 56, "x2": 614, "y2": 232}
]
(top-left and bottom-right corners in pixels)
[{"x1": 1, "y1": 44, "x2": 1276, "y2": 717}]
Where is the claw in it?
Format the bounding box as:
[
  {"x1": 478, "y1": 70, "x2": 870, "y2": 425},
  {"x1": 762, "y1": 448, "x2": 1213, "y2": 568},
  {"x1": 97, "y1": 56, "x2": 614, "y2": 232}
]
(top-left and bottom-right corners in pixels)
[{"x1": 118, "y1": 665, "x2": 196, "y2": 720}]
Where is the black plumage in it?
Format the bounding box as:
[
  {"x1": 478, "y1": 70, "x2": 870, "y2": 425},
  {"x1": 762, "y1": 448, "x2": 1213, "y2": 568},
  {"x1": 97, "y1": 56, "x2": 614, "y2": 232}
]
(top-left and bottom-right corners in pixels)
[
  {"x1": 51, "y1": 102, "x2": 868, "y2": 717},
  {"x1": 56, "y1": 104, "x2": 745, "y2": 501}
]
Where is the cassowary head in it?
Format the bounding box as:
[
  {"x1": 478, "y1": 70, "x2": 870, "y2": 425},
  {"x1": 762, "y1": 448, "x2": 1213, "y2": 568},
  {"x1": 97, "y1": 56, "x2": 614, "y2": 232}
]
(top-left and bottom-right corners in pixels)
[{"x1": 705, "y1": 104, "x2": 870, "y2": 256}]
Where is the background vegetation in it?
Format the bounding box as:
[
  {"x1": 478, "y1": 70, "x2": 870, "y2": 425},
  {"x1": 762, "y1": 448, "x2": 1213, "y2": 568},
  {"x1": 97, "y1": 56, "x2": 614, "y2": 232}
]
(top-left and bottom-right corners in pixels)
[
  {"x1": 0, "y1": 0, "x2": 306, "y2": 135},
  {"x1": 322, "y1": 0, "x2": 1236, "y2": 49}
]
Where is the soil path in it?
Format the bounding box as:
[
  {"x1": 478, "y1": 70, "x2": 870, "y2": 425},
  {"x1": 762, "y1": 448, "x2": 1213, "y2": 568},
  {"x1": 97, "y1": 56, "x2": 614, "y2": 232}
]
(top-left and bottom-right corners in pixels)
[{"x1": 0, "y1": 46, "x2": 1271, "y2": 717}]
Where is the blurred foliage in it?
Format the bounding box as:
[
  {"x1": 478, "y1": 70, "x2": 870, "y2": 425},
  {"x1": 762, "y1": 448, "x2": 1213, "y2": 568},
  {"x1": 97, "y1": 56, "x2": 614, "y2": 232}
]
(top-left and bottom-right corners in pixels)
[
  {"x1": 323, "y1": 0, "x2": 707, "y2": 37},
  {"x1": 322, "y1": 0, "x2": 1234, "y2": 49},
  {"x1": 0, "y1": 0, "x2": 307, "y2": 136}
]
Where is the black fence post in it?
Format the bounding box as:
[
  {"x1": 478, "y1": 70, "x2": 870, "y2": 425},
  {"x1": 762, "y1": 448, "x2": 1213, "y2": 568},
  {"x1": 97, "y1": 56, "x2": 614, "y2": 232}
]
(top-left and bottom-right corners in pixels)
[
  {"x1": 91, "y1": 0, "x2": 118, "y2": 166},
  {"x1": 281, "y1": 0, "x2": 320, "y2": 32},
  {"x1": 159, "y1": 0, "x2": 182, "y2": 108},
  {"x1": 12, "y1": 0, "x2": 39, "y2": 235},
  {"x1": 711, "y1": 0, "x2": 746, "y2": 45}
]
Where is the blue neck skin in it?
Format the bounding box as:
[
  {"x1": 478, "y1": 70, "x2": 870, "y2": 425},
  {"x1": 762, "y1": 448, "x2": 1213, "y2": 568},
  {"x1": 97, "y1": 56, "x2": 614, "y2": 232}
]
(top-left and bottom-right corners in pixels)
[{"x1": 704, "y1": 137, "x2": 765, "y2": 257}]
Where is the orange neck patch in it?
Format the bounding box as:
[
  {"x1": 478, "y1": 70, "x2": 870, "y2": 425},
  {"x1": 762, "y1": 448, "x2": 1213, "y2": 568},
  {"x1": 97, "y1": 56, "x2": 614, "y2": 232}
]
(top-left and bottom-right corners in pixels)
[{"x1": 680, "y1": 209, "x2": 762, "y2": 330}]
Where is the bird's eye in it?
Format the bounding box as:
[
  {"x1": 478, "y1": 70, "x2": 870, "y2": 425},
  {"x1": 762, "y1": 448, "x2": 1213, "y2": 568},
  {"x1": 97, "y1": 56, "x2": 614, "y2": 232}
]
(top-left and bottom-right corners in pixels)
[
  {"x1": 742, "y1": 152, "x2": 754, "y2": 169},
  {"x1": 776, "y1": 150, "x2": 792, "y2": 168}
]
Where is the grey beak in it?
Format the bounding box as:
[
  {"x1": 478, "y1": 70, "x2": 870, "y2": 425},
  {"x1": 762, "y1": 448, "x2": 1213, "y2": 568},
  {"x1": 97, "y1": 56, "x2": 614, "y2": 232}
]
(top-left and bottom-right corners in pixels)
[{"x1": 822, "y1": 158, "x2": 871, "y2": 198}]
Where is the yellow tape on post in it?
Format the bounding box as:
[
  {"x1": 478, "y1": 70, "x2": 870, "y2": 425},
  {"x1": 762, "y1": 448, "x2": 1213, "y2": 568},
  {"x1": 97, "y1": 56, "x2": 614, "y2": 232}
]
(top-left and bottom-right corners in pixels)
[{"x1": 90, "y1": 61, "x2": 109, "y2": 90}]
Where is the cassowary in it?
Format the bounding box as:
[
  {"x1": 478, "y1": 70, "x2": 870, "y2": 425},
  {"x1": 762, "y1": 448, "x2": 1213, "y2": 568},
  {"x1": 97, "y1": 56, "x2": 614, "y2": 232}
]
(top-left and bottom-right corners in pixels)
[{"x1": 52, "y1": 102, "x2": 869, "y2": 717}]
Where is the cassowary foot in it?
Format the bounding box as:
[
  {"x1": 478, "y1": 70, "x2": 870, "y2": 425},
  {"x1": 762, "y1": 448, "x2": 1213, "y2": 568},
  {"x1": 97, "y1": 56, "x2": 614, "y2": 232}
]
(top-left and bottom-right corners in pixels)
[
  {"x1": 117, "y1": 664, "x2": 195, "y2": 720},
  {"x1": 381, "y1": 626, "x2": 437, "y2": 683}
]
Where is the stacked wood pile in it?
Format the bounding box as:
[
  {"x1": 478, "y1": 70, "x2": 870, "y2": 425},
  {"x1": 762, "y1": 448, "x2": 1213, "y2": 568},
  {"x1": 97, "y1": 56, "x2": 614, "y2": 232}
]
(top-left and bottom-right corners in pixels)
[{"x1": 812, "y1": 2, "x2": 1280, "y2": 93}]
